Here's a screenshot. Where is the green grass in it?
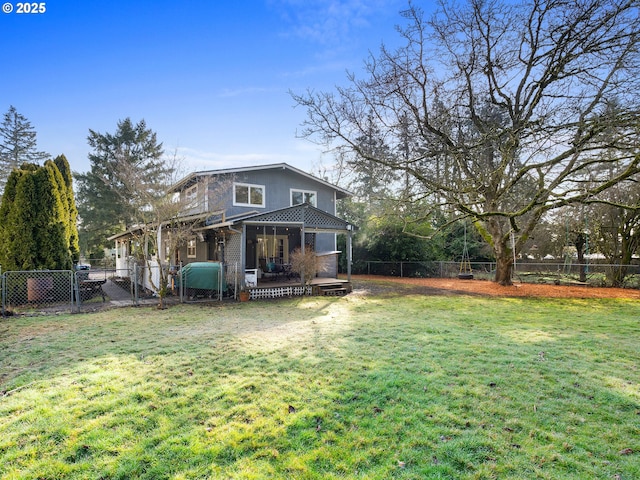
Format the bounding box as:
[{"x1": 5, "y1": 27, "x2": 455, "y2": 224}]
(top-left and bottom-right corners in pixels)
[{"x1": 1, "y1": 285, "x2": 639, "y2": 479}]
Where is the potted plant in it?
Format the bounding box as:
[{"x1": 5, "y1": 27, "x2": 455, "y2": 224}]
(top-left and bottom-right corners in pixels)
[{"x1": 238, "y1": 288, "x2": 251, "y2": 302}]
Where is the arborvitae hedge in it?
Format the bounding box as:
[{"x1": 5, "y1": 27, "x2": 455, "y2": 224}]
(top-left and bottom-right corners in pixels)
[
  {"x1": 0, "y1": 160, "x2": 77, "y2": 271},
  {"x1": 53, "y1": 154, "x2": 80, "y2": 262}
]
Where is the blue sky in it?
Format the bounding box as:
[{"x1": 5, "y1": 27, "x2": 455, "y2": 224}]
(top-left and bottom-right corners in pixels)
[{"x1": 1, "y1": 0, "x2": 413, "y2": 176}]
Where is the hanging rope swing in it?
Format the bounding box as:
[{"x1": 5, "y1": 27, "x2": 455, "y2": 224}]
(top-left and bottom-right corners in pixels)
[{"x1": 458, "y1": 222, "x2": 474, "y2": 280}]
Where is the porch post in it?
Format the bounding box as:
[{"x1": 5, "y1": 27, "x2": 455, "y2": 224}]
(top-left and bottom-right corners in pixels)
[
  {"x1": 347, "y1": 225, "x2": 352, "y2": 282},
  {"x1": 157, "y1": 225, "x2": 162, "y2": 260},
  {"x1": 300, "y1": 224, "x2": 305, "y2": 285},
  {"x1": 241, "y1": 223, "x2": 247, "y2": 288}
]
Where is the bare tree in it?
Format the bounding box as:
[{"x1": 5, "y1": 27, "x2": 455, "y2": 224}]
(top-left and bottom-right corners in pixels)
[
  {"x1": 552, "y1": 206, "x2": 591, "y2": 282},
  {"x1": 590, "y1": 177, "x2": 640, "y2": 286},
  {"x1": 290, "y1": 247, "x2": 329, "y2": 286},
  {"x1": 118, "y1": 153, "x2": 232, "y2": 309},
  {"x1": 293, "y1": 0, "x2": 640, "y2": 285}
]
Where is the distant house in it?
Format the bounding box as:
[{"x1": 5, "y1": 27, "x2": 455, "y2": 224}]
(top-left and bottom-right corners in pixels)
[{"x1": 109, "y1": 163, "x2": 355, "y2": 296}]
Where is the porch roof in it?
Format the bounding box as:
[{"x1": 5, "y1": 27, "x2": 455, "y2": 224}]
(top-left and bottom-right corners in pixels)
[
  {"x1": 196, "y1": 203, "x2": 356, "y2": 233},
  {"x1": 107, "y1": 212, "x2": 212, "y2": 241}
]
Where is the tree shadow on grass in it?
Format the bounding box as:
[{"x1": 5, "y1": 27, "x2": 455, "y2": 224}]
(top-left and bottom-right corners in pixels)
[{"x1": 1, "y1": 296, "x2": 638, "y2": 479}]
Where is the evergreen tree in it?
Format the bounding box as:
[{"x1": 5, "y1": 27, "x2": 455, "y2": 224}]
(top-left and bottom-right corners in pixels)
[
  {"x1": 0, "y1": 162, "x2": 75, "y2": 271},
  {"x1": 0, "y1": 106, "x2": 49, "y2": 194},
  {"x1": 0, "y1": 167, "x2": 34, "y2": 270},
  {"x1": 75, "y1": 118, "x2": 168, "y2": 256},
  {"x1": 1, "y1": 166, "x2": 40, "y2": 270},
  {"x1": 34, "y1": 163, "x2": 73, "y2": 270},
  {"x1": 53, "y1": 154, "x2": 80, "y2": 262}
]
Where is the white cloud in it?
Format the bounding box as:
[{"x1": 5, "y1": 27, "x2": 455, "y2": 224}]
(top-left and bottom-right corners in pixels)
[
  {"x1": 217, "y1": 87, "x2": 275, "y2": 98},
  {"x1": 269, "y1": 0, "x2": 397, "y2": 46},
  {"x1": 175, "y1": 146, "x2": 312, "y2": 172}
]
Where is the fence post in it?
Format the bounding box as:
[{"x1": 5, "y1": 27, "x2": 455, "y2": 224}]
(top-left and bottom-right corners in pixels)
[
  {"x1": 134, "y1": 264, "x2": 139, "y2": 306},
  {"x1": 69, "y1": 270, "x2": 75, "y2": 312},
  {"x1": 219, "y1": 264, "x2": 223, "y2": 301},
  {"x1": 179, "y1": 261, "x2": 184, "y2": 303},
  {"x1": 74, "y1": 271, "x2": 81, "y2": 309}
]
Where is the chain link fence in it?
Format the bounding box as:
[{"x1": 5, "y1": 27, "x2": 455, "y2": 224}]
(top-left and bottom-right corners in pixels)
[
  {"x1": 6, "y1": 258, "x2": 636, "y2": 315},
  {"x1": 131, "y1": 262, "x2": 226, "y2": 304},
  {"x1": 1, "y1": 262, "x2": 230, "y2": 316},
  {"x1": 1, "y1": 262, "x2": 134, "y2": 315},
  {"x1": 2, "y1": 270, "x2": 75, "y2": 315},
  {"x1": 1, "y1": 256, "x2": 300, "y2": 315},
  {"x1": 360, "y1": 260, "x2": 640, "y2": 288}
]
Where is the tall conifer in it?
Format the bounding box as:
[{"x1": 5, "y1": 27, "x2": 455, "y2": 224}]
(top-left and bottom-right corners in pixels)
[
  {"x1": 0, "y1": 161, "x2": 76, "y2": 271},
  {"x1": 53, "y1": 155, "x2": 80, "y2": 262},
  {"x1": 0, "y1": 106, "x2": 49, "y2": 194}
]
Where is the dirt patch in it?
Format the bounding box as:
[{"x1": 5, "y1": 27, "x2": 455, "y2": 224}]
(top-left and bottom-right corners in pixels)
[{"x1": 351, "y1": 275, "x2": 640, "y2": 300}]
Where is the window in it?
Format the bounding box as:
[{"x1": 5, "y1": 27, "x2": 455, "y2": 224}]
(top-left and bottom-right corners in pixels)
[
  {"x1": 234, "y1": 182, "x2": 265, "y2": 207},
  {"x1": 291, "y1": 189, "x2": 317, "y2": 207},
  {"x1": 187, "y1": 237, "x2": 197, "y2": 258},
  {"x1": 185, "y1": 184, "x2": 198, "y2": 206}
]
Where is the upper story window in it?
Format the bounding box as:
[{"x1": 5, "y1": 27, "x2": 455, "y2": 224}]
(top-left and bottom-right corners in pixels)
[
  {"x1": 185, "y1": 184, "x2": 198, "y2": 207},
  {"x1": 234, "y1": 182, "x2": 265, "y2": 208},
  {"x1": 291, "y1": 189, "x2": 317, "y2": 207}
]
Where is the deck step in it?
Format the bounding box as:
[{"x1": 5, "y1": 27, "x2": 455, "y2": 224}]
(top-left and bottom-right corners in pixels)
[
  {"x1": 316, "y1": 284, "x2": 350, "y2": 296},
  {"x1": 320, "y1": 287, "x2": 348, "y2": 296}
]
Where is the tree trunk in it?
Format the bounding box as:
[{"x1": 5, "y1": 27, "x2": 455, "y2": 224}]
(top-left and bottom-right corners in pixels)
[
  {"x1": 494, "y1": 254, "x2": 514, "y2": 286},
  {"x1": 482, "y1": 218, "x2": 515, "y2": 286},
  {"x1": 606, "y1": 230, "x2": 635, "y2": 287},
  {"x1": 609, "y1": 264, "x2": 628, "y2": 288},
  {"x1": 575, "y1": 233, "x2": 586, "y2": 283}
]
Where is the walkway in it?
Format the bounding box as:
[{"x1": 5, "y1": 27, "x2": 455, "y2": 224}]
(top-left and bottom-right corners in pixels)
[{"x1": 101, "y1": 279, "x2": 134, "y2": 306}]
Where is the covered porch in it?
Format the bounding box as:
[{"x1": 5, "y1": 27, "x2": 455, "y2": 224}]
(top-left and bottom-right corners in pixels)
[
  {"x1": 196, "y1": 203, "x2": 356, "y2": 296},
  {"x1": 108, "y1": 204, "x2": 356, "y2": 300}
]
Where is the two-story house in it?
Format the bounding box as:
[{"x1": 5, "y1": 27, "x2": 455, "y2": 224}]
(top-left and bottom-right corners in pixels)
[{"x1": 111, "y1": 163, "x2": 355, "y2": 297}]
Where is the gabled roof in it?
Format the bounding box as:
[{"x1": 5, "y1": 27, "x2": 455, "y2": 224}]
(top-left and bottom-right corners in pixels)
[
  {"x1": 238, "y1": 203, "x2": 354, "y2": 231},
  {"x1": 169, "y1": 163, "x2": 352, "y2": 199},
  {"x1": 197, "y1": 203, "x2": 357, "y2": 233}
]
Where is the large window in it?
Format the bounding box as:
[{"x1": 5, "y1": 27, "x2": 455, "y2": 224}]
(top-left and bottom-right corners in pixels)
[
  {"x1": 291, "y1": 189, "x2": 317, "y2": 207},
  {"x1": 234, "y1": 182, "x2": 265, "y2": 207}
]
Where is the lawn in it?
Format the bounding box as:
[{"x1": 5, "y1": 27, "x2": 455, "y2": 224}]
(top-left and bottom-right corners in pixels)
[{"x1": 1, "y1": 283, "x2": 639, "y2": 479}]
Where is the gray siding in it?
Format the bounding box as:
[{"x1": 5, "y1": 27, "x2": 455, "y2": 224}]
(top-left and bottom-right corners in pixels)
[
  {"x1": 206, "y1": 167, "x2": 338, "y2": 218},
  {"x1": 315, "y1": 232, "x2": 337, "y2": 253}
]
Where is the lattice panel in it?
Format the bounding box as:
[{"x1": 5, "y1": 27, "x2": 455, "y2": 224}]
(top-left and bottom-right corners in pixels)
[
  {"x1": 246, "y1": 208, "x2": 301, "y2": 224},
  {"x1": 303, "y1": 208, "x2": 347, "y2": 229},
  {"x1": 304, "y1": 233, "x2": 316, "y2": 249},
  {"x1": 246, "y1": 205, "x2": 350, "y2": 231},
  {"x1": 248, "y1": 285, "x2": 312, "y2": 299},
  {"x1": 225, "y1": 234, "x2": 242, "y2": 266},
  {"x1": 224, "y1": 234, "x2": 242, "y2": 289},
  {"x1": 270, "y1": 209, "x2": 303, "y2": 223}
]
